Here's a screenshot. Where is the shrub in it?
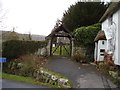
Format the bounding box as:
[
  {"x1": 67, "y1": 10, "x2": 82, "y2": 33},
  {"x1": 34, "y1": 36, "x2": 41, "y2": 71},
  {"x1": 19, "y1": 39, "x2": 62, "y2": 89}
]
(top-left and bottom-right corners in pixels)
[
  {"x1": 3, "y1": 54, "x2": 48, "y2": 77},
  {"x1": 72, "y1": 23, "x2": 101, "y2": 61},
  {"x1": 72, "y1": 54, "x2": 84, "y2": 62},
  {"x1": 72, "y1": 23, "x2": 101, "y2": 47},
  {"x1": 97, "y1": 62, "x2": 110, "y2": 74},
  {"x1": 2, "y1": 40, "x2": 47, "y2": 59}
]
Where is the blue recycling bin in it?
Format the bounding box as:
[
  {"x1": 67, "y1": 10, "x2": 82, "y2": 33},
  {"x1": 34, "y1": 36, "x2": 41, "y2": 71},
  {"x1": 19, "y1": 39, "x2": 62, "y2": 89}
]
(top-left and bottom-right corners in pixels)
[{"x1": 0, "y1": 58, "x2": 6, "y2": 62}]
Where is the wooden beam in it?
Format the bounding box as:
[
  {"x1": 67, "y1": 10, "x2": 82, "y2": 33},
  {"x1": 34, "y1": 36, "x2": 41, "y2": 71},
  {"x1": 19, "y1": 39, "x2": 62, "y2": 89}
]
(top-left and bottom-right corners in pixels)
[
  {"x1": 63, "y1": 46, "x2": 69, "y2": 55},
  {"x1": 60, "y1": 45, "x2": 62, "y2": 55},
  {"x1": 70, "y1": 39, "x2": 72, "y2": 56},
  {"x1": 52, "y1": 45, "x2": 59, "y2": 54},
  {"x1": 50, "y1": 39, "x2": 53, "y2": 56}
]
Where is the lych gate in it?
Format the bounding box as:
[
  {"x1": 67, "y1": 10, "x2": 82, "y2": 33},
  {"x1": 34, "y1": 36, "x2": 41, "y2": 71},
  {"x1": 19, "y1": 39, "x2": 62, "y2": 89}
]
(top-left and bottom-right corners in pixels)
[{"x1": 46, "y1": 25, "x2": 74, "y2": 56}]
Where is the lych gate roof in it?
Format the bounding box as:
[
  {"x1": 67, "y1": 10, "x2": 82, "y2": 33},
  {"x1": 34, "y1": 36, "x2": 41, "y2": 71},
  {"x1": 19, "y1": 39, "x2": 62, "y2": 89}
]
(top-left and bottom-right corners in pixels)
[
  {"x1": 99, "y1": 1, "x2": 120, "y2": 22},
  {"x1": 46, "y1": 25, "x2": 72, "y2": 39},
  {"x1": 94, "y1": 30, "x2": 106, "y2": 42}
]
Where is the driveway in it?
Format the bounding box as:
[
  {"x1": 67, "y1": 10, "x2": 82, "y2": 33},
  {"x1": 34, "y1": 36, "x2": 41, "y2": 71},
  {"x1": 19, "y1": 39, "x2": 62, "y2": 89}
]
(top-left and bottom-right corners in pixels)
[{"x1": 45, "y1": 56, "x2": 118, "y2": 88}]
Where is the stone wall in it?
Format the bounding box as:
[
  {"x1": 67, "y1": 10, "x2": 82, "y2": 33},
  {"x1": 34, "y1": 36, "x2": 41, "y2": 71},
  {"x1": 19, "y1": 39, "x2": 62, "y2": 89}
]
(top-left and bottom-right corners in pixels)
[
  {"x1": 6, "y1": 61, "x2": 72, "y2": 88},
  {"x1": 74, "y1": 47, "x2": 86, "y2": 56},
  {"x1": 34, "y1": 68, "x2": 72, "y2": 88}
]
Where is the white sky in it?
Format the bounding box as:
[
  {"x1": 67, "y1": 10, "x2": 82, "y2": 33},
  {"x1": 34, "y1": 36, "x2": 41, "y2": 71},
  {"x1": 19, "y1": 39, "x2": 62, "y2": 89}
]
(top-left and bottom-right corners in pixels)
[
  {"x1": 0, "y1": 0, "x2": 110, "y2": 36},
  {"x1": 0, "y1": 0, "x2": 80, "y2": 36}
]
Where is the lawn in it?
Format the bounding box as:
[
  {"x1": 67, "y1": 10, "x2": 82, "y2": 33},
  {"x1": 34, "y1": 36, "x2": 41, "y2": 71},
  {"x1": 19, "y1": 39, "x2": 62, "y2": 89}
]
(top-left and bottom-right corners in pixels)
[
  {"x1": 52, "y1": 45, "x2": 70, "y2": 56},
  {"x1": 2, "y1": 72, "x2": 47, "y2": 86}
]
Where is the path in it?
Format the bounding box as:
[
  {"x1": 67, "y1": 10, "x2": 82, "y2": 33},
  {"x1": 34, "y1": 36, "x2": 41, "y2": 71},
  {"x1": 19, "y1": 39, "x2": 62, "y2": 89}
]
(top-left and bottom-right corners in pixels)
[
  {"x1": 1, "y1": 79, "x2": 48, "y2": 88},
  {"x1": 45, "y1": 56, "x2": 117, "y2": 88}
]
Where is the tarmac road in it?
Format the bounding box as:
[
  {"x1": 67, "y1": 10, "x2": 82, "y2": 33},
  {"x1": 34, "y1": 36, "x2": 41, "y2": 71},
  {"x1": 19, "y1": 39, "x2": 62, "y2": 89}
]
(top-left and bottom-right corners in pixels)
[{"x1": 45, "y1": 56, "x2": 118, "y2": 88}]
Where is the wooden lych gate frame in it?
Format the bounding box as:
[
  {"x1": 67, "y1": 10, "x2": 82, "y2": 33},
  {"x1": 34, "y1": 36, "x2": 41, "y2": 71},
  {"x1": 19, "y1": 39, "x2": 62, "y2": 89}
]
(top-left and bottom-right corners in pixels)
[{"x1": 46, "y1": 25, "x2": 74, "y2": 56}]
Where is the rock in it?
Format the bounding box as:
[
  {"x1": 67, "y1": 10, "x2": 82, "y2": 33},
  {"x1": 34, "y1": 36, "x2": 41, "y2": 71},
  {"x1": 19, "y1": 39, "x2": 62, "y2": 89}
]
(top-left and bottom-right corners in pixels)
[
  {"x1": 40, "y1": 70, "x2": 44, "y2": 74},
  {"x1": 109, "y1": 71, "x2": 118, "y2": 78},
  {"x1": 17, "y1": 63, "x2": 23, "y2": 69},
  {"x1": 40, "y1": 48, "x2": 47, "y2": 56},
  {"x1": 58, "y1": 78, "x2": 71, "y2": 88},
  {"x1": 51, "y1": 75, "x2": 57, "y2": 81},
  {"x1": 8, "y1": 62, "x2": 12, "y2": 69},
  {"x1": 11, "y1": 62, "x2": 16, "y2": 70}
]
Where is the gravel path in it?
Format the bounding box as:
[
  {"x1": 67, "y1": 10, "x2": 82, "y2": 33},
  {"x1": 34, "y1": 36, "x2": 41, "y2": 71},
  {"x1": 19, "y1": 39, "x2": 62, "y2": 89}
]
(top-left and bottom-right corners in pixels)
[{"x1": 45, "y1": 56, "x2": 118, "y2": 88}]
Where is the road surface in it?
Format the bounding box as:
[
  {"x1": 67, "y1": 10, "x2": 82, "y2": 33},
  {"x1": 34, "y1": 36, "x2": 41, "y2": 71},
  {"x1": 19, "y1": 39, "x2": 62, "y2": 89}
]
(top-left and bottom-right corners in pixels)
[{"x1": 45, "y1": 56, "x2": 118, "y2": 88}]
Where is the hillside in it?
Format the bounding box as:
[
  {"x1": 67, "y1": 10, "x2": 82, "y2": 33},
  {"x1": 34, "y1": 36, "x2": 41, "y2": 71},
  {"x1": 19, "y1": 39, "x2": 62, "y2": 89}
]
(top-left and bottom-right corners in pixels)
[{"x1": 0, "y1": 30, "x2": 46, "y2": 41}]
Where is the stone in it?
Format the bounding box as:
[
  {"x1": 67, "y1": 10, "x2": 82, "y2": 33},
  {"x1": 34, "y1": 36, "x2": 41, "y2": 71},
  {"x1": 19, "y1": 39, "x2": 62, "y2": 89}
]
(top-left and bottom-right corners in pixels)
[
  {"x1": 11, "y1": 62, "x2": 16, "y2": 70},
  {"x1": 40, "y1": 48, "x2": 47, "y2": 56},
  {"x1": 51, "y1": 75, "x2": 57, "y2": 81},
  {"x1": 109, "y1": 71, "x2": 118, "y2": 78},
  {"x1": 58, "y1": 78, "x2": 71, "y2": 88},
  {"x1": 17, "y1": 63, "x2": 23, "y2": 69},
  {"x1": 33, "y1": 70, "x2": 37, "y2": 78},
  {"x1": 8, "y1": 62, "x2": 12, "y2": 69},
  {"x1": 40, "y1": 70, "x2": 44, "y2": 74}
]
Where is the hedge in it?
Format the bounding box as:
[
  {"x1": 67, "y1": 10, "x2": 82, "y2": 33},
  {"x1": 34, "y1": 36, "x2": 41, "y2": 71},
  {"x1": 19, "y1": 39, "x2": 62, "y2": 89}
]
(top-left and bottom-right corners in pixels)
[
  {"x1": 2, "y1": 40, "x2": 47, "y2": 59},
  {"x1": 72, "y1": 23, "x2": 101, "y2": 47}
]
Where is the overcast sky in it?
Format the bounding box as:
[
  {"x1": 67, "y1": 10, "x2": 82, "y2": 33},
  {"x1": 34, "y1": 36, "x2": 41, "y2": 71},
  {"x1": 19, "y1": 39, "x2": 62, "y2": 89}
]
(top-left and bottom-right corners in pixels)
[{"x1": 0, "y1": 0, "x2": 110, "y2": 36}]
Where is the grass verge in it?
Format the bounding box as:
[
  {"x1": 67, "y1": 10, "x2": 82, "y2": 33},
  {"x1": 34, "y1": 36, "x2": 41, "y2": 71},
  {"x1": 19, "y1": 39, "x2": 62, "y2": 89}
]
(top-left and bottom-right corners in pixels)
[
  {"x1": 2, "y1": 72, "x2": 59, "y2": 88},
  {"x1": 2, "y1": 72, "x2": 47, "y2": 86},
  {"x1": 2, "y1": 72, "x2": 71, "y2": 88}
]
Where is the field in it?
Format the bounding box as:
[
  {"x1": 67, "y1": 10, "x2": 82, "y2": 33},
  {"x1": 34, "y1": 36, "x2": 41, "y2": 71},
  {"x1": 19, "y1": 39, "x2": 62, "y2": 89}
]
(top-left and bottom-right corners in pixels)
[{"x1": 52, "y1": 45, "x2": 70, "y2": 56}]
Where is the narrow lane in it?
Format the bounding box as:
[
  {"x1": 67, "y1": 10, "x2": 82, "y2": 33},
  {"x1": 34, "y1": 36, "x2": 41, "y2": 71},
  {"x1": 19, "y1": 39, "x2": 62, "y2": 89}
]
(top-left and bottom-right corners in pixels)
[{"x1": 45, "y1": 56, "x2": 117, "y2": 88}]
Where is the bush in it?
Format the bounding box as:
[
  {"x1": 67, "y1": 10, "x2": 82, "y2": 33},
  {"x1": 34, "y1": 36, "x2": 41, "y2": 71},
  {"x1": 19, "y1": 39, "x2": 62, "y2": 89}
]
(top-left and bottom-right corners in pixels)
[
  {"x1": 72, "y1": 23, "x2": 101, "y2": 47},
  {"x1": 97, "y1": 62, "x2": 110, "y2": 74},
  {"x1": 3, "y1": 54, "x2": 48, "y2": 77},
  {"x1": 72, "y1": 23, "x2": 101, "y2": 61},
  {"x1": 72, "y1": 54, "x2": 84, "y2": 62},
  {"x1": 2, "y1": 40, "x2": 47, "y2": 59}
]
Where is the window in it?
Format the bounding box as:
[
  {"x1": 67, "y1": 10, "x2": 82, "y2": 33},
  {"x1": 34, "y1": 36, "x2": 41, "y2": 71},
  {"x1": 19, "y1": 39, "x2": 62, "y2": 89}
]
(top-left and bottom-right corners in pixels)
[
  {"x1": 100, "y1": 49, "x2": 105, "y2": 52},
  {"x1": 100, "y1": 54, "x2": 104, "y2": 56},
  {"x1": 102, "y1": 41, "x2": 104, "y2": 45}
]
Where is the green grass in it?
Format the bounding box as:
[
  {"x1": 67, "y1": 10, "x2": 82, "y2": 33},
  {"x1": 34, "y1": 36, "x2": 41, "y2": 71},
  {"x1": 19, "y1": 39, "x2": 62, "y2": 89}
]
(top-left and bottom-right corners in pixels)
[
  {"x1": 2, "y1": 72, "x2": 61, "y2": 88},
  {"x1": 2, "y1": 72, "x2": 72, "y2": 88},
  {"x1": 52, "y1": 45, "x2": 70, "y2": 56},
  {"x1": 2, "y1": 72, "x2": 47, "y2": 86}
]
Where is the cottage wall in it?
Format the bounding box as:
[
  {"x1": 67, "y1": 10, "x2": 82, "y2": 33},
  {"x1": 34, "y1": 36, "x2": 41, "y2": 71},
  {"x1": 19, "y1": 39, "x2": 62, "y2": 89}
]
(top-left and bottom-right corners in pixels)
[
  {"x1": 117, "y1": 9, "x2": 120, "y2": 65},
  {"x1": 102, "y1": 9, "x2": 120, "y2": 65},
  {"x1": 96, "y1": 40, "x2": 107, "y2": 61},
  {"x1": 102, "y1": 19, "x2": 109, "y2": 31},
  {"x1": 110, "y1": 9, "x2": 120, "y2": 65}
]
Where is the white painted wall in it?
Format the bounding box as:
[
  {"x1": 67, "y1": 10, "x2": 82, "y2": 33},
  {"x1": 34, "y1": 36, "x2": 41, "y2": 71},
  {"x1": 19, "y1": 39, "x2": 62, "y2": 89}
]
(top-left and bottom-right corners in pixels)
[
  {"x1": 102, "y1": 19, "x2": 109, "y2": 30},
  {"x1": 118, "y1": 9, "x2": 120, "y2": 65},
  {"x1": 116, "y1": 8, "x2": 120, "y2": 65},
  {"x1": 102, "y1": 8, "x2": 120, "y2": 65},
  {"x1": 113, "y1": 9, "x2": 119, "y2": 65},
  {"x1": 94, "y1": 42, "x2": 97, "y2": 61},
  {"x1": 95, "y1": 40, "x2": 107, "y2": 61}
]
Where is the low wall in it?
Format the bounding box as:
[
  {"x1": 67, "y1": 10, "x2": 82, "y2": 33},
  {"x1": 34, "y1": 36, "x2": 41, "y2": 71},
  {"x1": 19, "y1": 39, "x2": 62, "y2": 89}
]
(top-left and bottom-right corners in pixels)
[{"x1": 6, "y1": 61, "x2": 72, "y2": 88}]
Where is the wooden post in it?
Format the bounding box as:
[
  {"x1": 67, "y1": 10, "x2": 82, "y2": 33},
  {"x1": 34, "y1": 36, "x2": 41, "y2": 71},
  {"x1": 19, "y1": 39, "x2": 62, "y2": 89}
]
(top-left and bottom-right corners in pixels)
[
  {"x1": 71, "y1": 38, "x2": 74, "y2": 56},
  {"x1": 60, "y1": 45, "x2": 62, "y2": 55},
  {"x1": 63, "y1": 46, "x2": 69, "y2": 55},
  {"x1": 50, "y1": 38, "x2": 53, "y2": 56},
  {"x1": 52, "y1": 45, "x2": 59, "y2": 54}
]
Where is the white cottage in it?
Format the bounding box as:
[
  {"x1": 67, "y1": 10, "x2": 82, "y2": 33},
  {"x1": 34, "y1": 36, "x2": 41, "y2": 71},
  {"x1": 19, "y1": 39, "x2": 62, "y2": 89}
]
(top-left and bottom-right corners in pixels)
[
  {"x1": 94, "y1": 31, "x2": 107, "y2": 61},
  {"x1": 96, "y1": 1, "x2": 120, "y2": 65}
]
